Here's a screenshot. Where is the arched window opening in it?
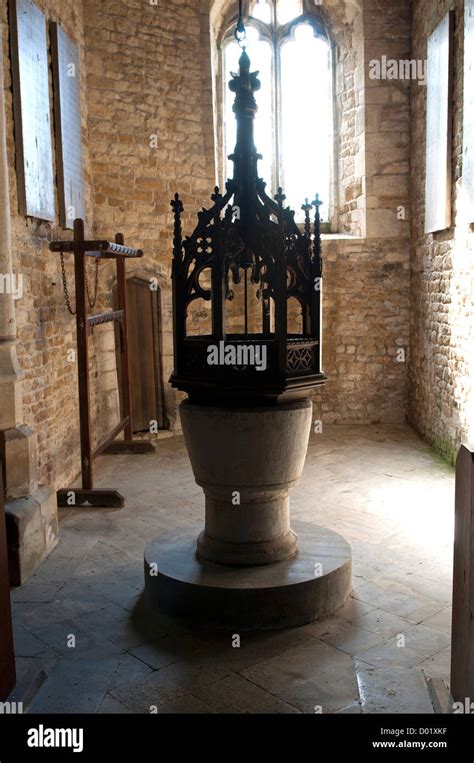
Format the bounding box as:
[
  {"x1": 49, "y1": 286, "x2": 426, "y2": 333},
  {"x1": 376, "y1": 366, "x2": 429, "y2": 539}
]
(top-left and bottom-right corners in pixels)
[{"x1": 220, "y1": 0, "x2": 333, "y2": 225}]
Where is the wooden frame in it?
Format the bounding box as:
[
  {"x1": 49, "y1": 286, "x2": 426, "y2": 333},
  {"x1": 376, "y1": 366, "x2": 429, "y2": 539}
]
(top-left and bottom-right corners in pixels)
[
  {"x1": 463, "y1": 0, "x2": 474, "y2": 220},
  {"x1": 50, "y1": 22, "x2": 85, "y2": 229},
  {"x1": 0, "y1": 464, "x2": 15, "y2": 700},
  {"x1": 8, "y1": 0, "x2": 55, "y2": 220},
  {"x1": 451, "y1": 444, "x2": 474, "y2": 703},
  {"x1": 117, "y1": 277, "x2": 167, "y2": 433},
  {"x1": 424, "y1": 12, "x2": 454, "y2": 234},
  {"x1": 50, "y1": 221, "x2": 154, "y2": 509}
]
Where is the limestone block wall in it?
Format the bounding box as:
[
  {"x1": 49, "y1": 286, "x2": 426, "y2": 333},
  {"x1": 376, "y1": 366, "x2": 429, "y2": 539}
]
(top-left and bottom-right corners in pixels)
[
  {"x1": 409, "y1": 0, "x2": 474, "y2": 462},
  {"x1": 83, "y1": 0, "x2": 217, "y2": 433},
  {"x1": 314, "y1": 236, "x2": 410, "y2": 425},
  {"x1": 330, "y1": 0, "x2": 366, "y2": 235},
  {"x1": 363, "y1": 0, "x2": 412, "y2": 240},
  {"x1": 1, "y1": 0, "x2": 98, "y2": 490},
  {"x1": 208, "y1": 0, "x2": 411, "y2": 423}
]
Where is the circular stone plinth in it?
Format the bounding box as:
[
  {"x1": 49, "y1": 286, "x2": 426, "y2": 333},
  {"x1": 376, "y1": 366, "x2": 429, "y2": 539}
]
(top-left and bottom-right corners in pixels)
[{"x1": 144, "y1": 520, "x2": 352, "y2": 630}]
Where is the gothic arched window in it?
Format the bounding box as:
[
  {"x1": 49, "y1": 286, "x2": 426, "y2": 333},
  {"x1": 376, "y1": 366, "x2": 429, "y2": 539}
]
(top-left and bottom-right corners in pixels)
[{"x1": 220, "y1": 0, "x2": 333, "y2": 225}]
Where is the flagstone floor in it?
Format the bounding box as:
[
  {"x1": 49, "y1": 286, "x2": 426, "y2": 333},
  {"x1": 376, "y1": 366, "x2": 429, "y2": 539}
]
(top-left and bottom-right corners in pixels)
[{"x1": 10, "y1": 424, "x2": 454, "y2": 714}]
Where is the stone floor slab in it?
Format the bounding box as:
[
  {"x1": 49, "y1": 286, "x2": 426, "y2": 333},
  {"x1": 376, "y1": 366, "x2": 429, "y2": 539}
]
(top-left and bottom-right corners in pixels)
[
  {"x1": 193, "y1": 674, "x2": 301, "y2": 714},
  {"x1": 10, "y1": 424, "x2": 454, "y2": 714},
  {"x1": 354, "y1": 609, "x2": 413, "y2": 638},
  {"x1": 109, "y1": 662, "x2": 229, "y2": 713},
  {"x1": 240, "y1": 639, "x2": 359, "y2": 714},
  {"x1": 28, "y1": 659, "x2": 120, "y2": 714},
  {"x1": 356, "y1": 662, "x2": 433, "y2": 714}
]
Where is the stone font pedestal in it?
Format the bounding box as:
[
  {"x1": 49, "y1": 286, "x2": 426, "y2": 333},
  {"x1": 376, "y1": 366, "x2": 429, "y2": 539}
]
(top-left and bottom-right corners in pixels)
[{"x1": 144, "y1": 399, "x2": 352, "y2": 629}]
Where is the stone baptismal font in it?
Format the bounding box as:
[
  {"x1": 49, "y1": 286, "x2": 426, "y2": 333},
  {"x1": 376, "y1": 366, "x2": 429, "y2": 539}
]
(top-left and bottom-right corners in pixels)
[{"x1": 144, "y1": 2, "x2": 352, "y2": 628}]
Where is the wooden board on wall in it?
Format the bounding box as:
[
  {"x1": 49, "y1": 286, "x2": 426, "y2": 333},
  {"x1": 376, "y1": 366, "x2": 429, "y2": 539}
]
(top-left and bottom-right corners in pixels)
[
  {"x1": 424, "y1": 12, "x2": 454, "y2": 234},
  {"x1": 464, "y1": 0, "x2": 474, "y2": 220},
  {"x1": 51, "y1": 22, "x2": 85, "y2": 229},
  {"x1": 8, "y1": 0, "x2": 55, "y2": 221},
  {"x1": 123, "y1": 278, "x2": 166, "y2": 433}
]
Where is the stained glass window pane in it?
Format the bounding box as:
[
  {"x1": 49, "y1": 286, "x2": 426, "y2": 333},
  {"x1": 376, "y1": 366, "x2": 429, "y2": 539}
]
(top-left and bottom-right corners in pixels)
[
  {"x1": 280, "y1": 24, "x2": 331, "y2": 220},
  {"x1": 277, "y1": 0, "x2": 302, "y2": 25},
  {"x1": 251, "y1": 0, "x2": 272, "y2": 24}
]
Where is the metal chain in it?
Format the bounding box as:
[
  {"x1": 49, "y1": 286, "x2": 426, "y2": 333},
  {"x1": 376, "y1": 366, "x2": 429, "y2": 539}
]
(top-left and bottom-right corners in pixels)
[
  {"x1": 59, "y1": 253, "x2": 100, "y2": 315},
  {"x1": 60, "y1": 250, "x2": 75, "y2": 316}
]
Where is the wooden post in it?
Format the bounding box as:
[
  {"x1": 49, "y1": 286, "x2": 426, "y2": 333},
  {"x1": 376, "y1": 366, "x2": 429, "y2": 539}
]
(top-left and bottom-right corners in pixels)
[
  {"x1": 451, "y1": 444, "x2": 474, "y2": 702},
  {"x1": 51, "y1": 223, "x2": 154, "y2": 507},
  {"x1": 115, "y1": 233, "x2": 133, "y2": 440},
  {"x1": 0, "y1": 464, "x2": 15, "y2": 700},
  {"x1": 73, "y1": 218, "x2": 93, "y2": 491}
]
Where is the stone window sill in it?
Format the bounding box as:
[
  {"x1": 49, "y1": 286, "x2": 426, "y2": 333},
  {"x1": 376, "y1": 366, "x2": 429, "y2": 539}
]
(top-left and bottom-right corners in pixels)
[{"x1": 321, "y1": 234, "x2": 365, "y2": 241}]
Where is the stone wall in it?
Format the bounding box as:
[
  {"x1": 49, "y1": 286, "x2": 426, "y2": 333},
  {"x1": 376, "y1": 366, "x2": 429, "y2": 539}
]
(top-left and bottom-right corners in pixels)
[
  {"x1": 1, "y1": 0, "x2": 96, "y2": 490},
  {"x1": 363, "y1": 0, "x2": 412, "y2": 240},
  {"x1": 209, "y1": 0, "x2": 411, "y2": 424},
  {"x1": 315, "y1": 0, "x2": 412, "y2": 427},
  {"x1": 1, "y1": 0, "x2": 217, "y2": 492},
  {"x1": 84, "y1": 0, "x2": 217, "y2": 433},
  {"x1": 329, "y1": 0, "x2": 366, "y2": 235},
  {"x1": 315, "y1": 235, "x2": 410, "y2": 425},
  {"x1": 409, "y1": 0, "x2": 474, "y2": 462}
]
